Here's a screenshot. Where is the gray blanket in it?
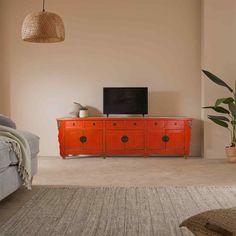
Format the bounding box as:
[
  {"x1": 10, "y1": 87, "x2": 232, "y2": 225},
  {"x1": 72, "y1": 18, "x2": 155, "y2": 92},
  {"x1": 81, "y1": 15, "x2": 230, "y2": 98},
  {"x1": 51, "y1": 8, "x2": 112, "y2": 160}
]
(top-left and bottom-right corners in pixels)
[{"x1": 0, "y1": 125, "x2": 31, "y2": 189}]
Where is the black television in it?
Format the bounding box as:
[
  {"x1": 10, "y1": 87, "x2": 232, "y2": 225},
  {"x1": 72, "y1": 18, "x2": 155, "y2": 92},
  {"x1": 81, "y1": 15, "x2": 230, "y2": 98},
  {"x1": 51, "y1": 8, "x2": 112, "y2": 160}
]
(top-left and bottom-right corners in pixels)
[{"x1": 103, "y1": 87, "x2": 148, "y2": 116}]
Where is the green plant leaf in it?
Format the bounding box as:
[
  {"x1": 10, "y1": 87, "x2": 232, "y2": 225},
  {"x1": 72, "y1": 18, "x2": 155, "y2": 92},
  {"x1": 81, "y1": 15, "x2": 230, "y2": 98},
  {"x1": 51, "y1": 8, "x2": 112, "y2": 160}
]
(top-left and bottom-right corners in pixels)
[
  {"x1": 202, "y1": 70, "x2": 233, "y2": 93},
  {"x1": 229, "y1": 103, "x2": 236, "y2": 118},
  {"x1": 208, "y1": 115, "x2": 230, "y2": 122},
  {"x1": 203, "y1": 106, "x2": 230, "y2": 114},
  {"x1": 208, "y1": 116, "x2": 229, "y2": 128},
  {"x1": 215, "y1": 97, "x2": 234, "y2": 107}
]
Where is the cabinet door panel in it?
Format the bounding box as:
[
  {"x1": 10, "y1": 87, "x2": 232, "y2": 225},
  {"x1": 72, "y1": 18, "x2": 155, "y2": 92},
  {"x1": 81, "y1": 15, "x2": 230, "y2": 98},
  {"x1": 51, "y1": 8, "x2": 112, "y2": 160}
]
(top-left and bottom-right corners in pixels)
[
  {"x1": 165, "y1": 130, "x2": 185, "y2": 150},
  {"x1": 147, "y1": 130, "x2": 165, "y2": 150},
  {"x1": 125, "y1": 130, "x2": 145, "y2": 150},
  {"x1": 64, "y1": 129, "x2": 83, "y2": 150},
  {"x1": 83, "y1": 129, "x2": 103, "y2": 152},
  {"x1": 106, "y1": 130, "x2": 125, "y2": 151}
]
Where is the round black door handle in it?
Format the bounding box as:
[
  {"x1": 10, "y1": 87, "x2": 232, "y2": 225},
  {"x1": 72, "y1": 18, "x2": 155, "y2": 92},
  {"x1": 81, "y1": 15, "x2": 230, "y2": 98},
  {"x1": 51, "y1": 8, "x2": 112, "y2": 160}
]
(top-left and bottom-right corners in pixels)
[
  {"x1": 162, "y1": 135, "x2": 169, "y2": 142},
  {"x1": 113, "y1": 123, "x2": 117, "y2": 126},
  {"x1": 121, "y1": 135, "x2": 129, "y2": 143},
  {"x1": 80, "y1": 136, "x2": 87, "y2": 143}
]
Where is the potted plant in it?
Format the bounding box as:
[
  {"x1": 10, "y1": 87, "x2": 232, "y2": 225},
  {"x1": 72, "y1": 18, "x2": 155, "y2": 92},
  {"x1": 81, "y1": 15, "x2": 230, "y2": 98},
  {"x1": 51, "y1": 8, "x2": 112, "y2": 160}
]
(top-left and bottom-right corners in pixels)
[
  {"x1": 74, "y1": 102, "x2": 88, "y2": 118},
  {"x1": 202, "y1": 70, "x2": 236, "y2": 163}
]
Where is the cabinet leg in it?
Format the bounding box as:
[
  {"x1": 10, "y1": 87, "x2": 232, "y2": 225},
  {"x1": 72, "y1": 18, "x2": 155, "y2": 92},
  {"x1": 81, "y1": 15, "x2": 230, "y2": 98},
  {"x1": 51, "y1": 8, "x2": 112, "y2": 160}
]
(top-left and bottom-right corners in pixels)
[
  {"x1": 60, "y1": 151, "x2": 66, "y2": 159},
  {"x1": 102, "y1": 155, "x2": 107, "y2": 159},
  {"x1": 184, "y1": 155, "x2": 189, "y2": 159}
]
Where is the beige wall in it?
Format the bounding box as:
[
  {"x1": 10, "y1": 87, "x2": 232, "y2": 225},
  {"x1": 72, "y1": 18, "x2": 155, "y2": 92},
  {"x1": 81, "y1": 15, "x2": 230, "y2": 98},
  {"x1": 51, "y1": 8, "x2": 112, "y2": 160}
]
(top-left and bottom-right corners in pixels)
[
  {"x1": 202, "y1": 0, "x2": 236, "y2": 159},
  {"x1": 2, "y1": 0, "x2": 201, "y2": 156},
  {"x1": 0, "y1": 1, "x2": 10, "y2": 116}
]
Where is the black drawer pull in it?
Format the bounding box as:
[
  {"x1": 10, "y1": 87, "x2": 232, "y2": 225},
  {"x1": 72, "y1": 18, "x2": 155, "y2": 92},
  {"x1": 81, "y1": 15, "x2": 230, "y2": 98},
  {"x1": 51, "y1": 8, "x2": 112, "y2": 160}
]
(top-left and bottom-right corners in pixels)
[
  {"x1": 134, "y1": 122, "x2": 137, "y2": 126},
  {"x1": 93, "y1": 123, "x2": 96, "y2": 126},
  {"x1": 154, "y1": 122, "x2": 157, "y2": 126},
  {"x1": 80, "y1": 136, "x2": 87, "y2": 143},
  {"x1": 162, "y1": 135, "x2": 169, "y2": 142},
  {"x1": 113, "y1": 123, "x2": 117, "y2": 126},
  {"x1": 121, "y1": 135, "x2": 129, "y2": 143}
]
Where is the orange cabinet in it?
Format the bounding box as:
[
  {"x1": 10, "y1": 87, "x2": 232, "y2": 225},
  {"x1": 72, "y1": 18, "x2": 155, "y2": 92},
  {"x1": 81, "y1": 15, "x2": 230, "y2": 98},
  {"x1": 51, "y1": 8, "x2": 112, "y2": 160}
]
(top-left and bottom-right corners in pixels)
[
  {"x1": 57, "y1": 117, "x2": 192, "y2": 158},
  {"x1": 125, "y1": 130, "x2": 145, "y2": 151},
  {"x1": 106, "y1": 130, "x2": 125, "y2": 152},
  {"x1": 58, "y1": 120, "x2": 104, "y2": 157},
  {"x1": 82, "y1": 129, "x2": 103, "y2": 153},
  {"x1": 64, "y1": 129, "x2": 83, "y2": 152},
  {"x1": 165, "y1": 130, "x2": 185, "y2": 151},
  {"x1": 147, "y1": 129, "x2": 165, "y2": 151},
  {"x1": 146, "y1": 119, "x2": 191, "y2": 156},
  {"x1": 106, "y1": 130, "x2": 145, "y2": 154}
]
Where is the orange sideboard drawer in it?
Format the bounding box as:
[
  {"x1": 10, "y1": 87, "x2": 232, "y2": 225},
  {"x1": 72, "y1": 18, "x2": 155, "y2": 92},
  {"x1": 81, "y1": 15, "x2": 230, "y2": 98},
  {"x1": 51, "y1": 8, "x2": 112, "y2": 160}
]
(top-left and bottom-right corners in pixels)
[
  {"x1": 65, "y1": 121, "x2": 83, "y2": 128},
  {"x1": 84, "y1": 121, "x2": 103, "y2": 129},
  {"x1": 124, "y1": 120, "x2": 145, "y2": 129},
  {"x1": 165, "y1": 120, "x2": 184, "y2": 129},
  {"x1": 106, "y1": 121, "x2": 124, "y2": 129},
  {"x1": 148, "y1": 120, "x2": 165, "y2": 129}
]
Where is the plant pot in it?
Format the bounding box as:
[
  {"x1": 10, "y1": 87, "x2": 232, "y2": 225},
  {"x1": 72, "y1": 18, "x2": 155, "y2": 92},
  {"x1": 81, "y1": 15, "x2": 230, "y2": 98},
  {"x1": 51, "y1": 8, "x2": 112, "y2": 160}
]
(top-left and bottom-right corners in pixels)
[
  {"x1": 225, "y1": 146, "x2": 236, "y2": 163},
  {"x1": 79, "y1": 110, "x2": 88, "y2": 118}
]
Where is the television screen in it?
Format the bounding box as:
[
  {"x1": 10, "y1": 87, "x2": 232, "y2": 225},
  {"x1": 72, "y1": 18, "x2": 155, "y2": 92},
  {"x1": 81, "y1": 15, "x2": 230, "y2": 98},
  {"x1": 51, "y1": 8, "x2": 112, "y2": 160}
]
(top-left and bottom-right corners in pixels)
[{"x1": 103, "y1": 87, "x2": 148, "y2": 115}]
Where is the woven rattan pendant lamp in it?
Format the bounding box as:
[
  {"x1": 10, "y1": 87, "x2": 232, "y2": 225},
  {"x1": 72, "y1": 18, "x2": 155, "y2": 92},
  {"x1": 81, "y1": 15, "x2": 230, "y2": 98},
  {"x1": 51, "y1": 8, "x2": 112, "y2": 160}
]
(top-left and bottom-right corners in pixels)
[{"x1": 22, "y1": 0, "x2": 65, "y2": 43}]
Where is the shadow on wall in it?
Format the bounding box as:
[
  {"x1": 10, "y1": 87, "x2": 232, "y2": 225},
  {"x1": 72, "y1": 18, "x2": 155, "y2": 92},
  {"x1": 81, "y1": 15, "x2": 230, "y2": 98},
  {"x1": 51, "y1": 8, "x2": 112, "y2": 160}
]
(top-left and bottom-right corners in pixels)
[
  {"x1": 87, "y1": 106, "x2": 103, "y2": 117},
  {"x1": 191, "y1": 119, "x2": 203, "y2": 157}
]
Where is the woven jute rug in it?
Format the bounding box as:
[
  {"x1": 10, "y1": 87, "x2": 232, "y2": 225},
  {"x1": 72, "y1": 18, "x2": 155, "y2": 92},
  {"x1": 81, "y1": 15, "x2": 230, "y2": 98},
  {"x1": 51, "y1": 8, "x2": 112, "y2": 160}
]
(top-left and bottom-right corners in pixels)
[{"x1": 1, "y1": 186, "x2": 236, "y2": 236}]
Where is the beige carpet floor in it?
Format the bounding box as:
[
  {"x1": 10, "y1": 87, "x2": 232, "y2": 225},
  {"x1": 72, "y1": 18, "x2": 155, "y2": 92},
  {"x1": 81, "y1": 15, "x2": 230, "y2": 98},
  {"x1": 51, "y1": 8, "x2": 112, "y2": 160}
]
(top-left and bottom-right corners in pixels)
[
  {"x1": 34, "y1": 157, "x2": 236, "y2": 186},
  {"x1": 1, "y1": 186, "x2": 236, "y2": 236},
  {"x1": 1, "y1": 157, "x2": 236, "y2": 235},
  {"x1": 0, "y1": 187, "x2": 40, "y2": 228}
]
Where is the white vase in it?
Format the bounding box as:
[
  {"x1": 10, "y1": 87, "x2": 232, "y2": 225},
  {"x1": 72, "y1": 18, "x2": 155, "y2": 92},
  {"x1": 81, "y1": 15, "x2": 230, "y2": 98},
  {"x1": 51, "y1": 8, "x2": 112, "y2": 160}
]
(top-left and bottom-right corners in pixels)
[{"x1": 79, "y1": 110, "x2": 88, "y2": 118}]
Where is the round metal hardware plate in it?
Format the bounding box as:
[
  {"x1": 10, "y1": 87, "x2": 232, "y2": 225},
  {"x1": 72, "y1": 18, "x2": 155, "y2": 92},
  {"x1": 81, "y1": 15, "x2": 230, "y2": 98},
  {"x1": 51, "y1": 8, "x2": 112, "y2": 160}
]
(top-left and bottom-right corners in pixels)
[
  {"x1": 162, "y1": 135, "x2": 169, "y2": 142},
  {"x1": 80, "y1": 136, "x2": 87, "y2": 143},
  {"x1": 121, "y1": 135, "x2": 129, "y2": 143}
]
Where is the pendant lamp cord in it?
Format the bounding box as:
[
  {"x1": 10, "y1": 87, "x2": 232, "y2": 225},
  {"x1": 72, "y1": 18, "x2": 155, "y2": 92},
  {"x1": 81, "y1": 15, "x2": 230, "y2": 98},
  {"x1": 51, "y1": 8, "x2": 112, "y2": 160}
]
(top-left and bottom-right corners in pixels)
[{"x1": 43, "y1": 0, "x2": 46, "y2": 12}]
